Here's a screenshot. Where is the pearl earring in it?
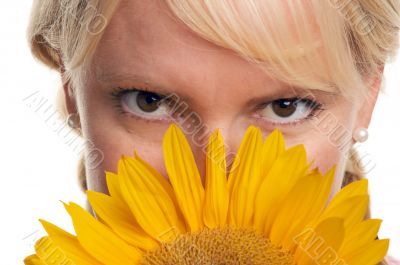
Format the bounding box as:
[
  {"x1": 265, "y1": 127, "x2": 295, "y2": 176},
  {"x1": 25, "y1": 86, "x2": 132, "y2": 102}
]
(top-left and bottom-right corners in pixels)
[
  {"x1": 66, "y1": 113, "x2": 80, "y2": 129},
  {"x1": 353, "y1": 127, "x2": 369, "y2": 143}
]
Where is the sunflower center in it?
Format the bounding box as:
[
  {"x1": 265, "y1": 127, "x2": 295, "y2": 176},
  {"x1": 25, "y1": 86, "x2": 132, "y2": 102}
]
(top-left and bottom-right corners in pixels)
[{"x1": 140, "y1": 227, "x2": 294, "y2": 265}]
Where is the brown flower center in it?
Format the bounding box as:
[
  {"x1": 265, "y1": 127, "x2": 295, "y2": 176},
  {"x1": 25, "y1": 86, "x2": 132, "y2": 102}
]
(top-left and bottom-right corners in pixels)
[{"x1": 141, "y1": 227, "x2": 294, "y2": 265}]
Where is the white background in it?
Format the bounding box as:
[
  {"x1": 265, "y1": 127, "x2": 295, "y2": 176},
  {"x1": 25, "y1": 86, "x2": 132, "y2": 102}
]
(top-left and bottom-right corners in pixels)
[{"x1": 0, "y1": 2, "x2": 399, "y2": 264}]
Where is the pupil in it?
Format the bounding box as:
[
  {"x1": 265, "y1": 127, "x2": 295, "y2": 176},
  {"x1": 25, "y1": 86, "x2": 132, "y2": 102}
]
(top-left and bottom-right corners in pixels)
[
  {"x1": 137, "y1": 91, "x2": 162, "y2": 112},
  {"x1": 272, "y1": 99, "x2": 297, "y2": 117}
]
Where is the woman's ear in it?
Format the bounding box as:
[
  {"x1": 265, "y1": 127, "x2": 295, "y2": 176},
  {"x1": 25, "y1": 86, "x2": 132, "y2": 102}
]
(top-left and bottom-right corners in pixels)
[
  {"x1": 62, "y1": 79, "x2": 78, "y2": 115},
  {"x1": 59, "y1": 58, "x2": 78, "y2": 116},
  {"x1": 58, "y1": 57, "x2": 82, "y2": 132},
  {"x1": 354, "y1": 65, "x2": 385, "y2": 130}
]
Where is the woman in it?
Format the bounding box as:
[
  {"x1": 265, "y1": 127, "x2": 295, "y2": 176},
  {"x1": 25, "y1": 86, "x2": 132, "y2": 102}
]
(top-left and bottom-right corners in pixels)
[{"x1": 27, "y1": 0, "x2": 400, "y2": 263}]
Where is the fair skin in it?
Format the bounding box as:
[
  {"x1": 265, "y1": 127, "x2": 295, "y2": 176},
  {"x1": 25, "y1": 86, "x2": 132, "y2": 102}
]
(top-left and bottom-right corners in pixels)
[{"x1": 63, "y1": 0, "x2": 382, "y2": 197}]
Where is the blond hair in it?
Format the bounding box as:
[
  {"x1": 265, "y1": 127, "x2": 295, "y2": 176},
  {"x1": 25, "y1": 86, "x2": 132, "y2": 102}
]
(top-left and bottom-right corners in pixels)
[
  {"x1": 28, "y1": 0, "x2": 400, "y2": 96},
  {"x1": 28, "y1": 1, "x2": 399, "y2": 262}
]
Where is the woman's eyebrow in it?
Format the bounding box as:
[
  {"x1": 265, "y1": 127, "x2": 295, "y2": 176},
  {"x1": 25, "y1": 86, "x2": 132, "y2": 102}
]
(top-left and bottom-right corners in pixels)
[
  {"x1": 97, "y1": 71, "x2": 172, "y2": 93},
  {"x1": 246, "y1": 85, "x2": 339, "y2": 105},
  {"x1": 96, "y1": 70, "x2": 339, "y2": 105},
  {"x1": 96, "y1": 70, "x2": 196, "y2": 102}
]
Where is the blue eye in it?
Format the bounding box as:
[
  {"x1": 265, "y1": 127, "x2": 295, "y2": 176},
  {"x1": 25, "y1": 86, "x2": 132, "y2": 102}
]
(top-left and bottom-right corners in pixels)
[
  {"x1": 259, "y1": 98, "x2": 322, "y2": 124},
  {"x1": 113, "y1": 88, "x2": 171, "y2": 120}
]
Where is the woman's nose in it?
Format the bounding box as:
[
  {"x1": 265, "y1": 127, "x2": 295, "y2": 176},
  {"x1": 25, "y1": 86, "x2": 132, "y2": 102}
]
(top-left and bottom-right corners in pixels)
[{"x1": 183, "y1": 120, "x2": 246, "y2": 184}]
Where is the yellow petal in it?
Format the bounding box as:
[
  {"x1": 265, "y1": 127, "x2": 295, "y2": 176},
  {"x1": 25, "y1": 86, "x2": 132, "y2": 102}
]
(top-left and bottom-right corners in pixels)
[
  {"x1": 34, "y1": 237, "x2": 88, "y2": 265},
  {"x1": 254, "y1": 144, "x2": 309, "y2": 234},
  {"x1": 203, "y1": 129, "x2": 229, "y2": 228},
  {"x1": 340, "y1": 219, "x2": 382, "y2": 257},
  {"x1": 304, "y1": 166, "x2": 336, "y2": 223},
  {"x1": 118, "y1": 156, "x2": 185, "y2": 241},
  {"x1": 134, "y1": 152, "x2": 187, "y2": 229},
  {"x1": 39, "y1": 220, "x2": 103, "y2": 265},
  {"x1": 318, "y1": 195, "x2": 369, "y2": 232},
  {"x1": 344, "y1": 239, "x2": 389, "y2": 265},
  {"x1": 87, "y1": 191, "x2": 158, "y2": 250},
  {"x1": 227, "y1": 126, "x2": 263, "y2": 227},
  {"x1": 270, "y1": 167, "x2": 334, "y2": 250},
  {"x1": 105, "y1": 171, "x2": 122, "y2": 200},
  {"x1": 260, "y1": 128, "x2": 286, "y2": 178},
  {"x1": 24, "y1": 255, "x2": 43, "y2": 265},
  {"x1": 163, "y1": 124, "x2": 205, "y2": 232},
  {"x1": 280, "y1": 167, "x2": 335, "y2": 249},
  {"x1": 294, "y1": 218, "x2": 345, "y2": 265},
  {"x1": 134, "y1": 151, "x2": 182, "y2": 212},
  {"x1": 325, "y1": 179, "x2": 369, "y2": 211},
  {"x1": 64, "y1": 202, "x2": 142, "y2": 264}
]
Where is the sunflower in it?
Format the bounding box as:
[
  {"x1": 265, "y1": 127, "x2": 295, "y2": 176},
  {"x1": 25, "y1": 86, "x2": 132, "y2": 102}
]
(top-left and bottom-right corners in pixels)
[{"x1": 24, "y1": 124, "x2": 389, "y2": 265}]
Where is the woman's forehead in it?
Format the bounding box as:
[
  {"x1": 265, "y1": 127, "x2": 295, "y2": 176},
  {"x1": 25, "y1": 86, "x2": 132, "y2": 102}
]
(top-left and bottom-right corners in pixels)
[
  {"x1": 95, "y1": 0, "x2": 228, "y2": 63},
  {"x1": 93, "y1": 1, "x2": 276, "y2": 91},
  {"x1": 96, "y1": 0, "x2": 319, "y2": 54},
  {"x1": 91, "y1": 0, "x2": 336, "y2": 99}
]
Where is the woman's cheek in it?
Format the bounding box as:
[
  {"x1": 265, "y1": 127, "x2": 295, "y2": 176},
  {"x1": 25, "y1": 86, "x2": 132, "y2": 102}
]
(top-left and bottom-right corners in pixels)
[{"x1": 304, "y1": 139, "x2": 348, "y2": 197}]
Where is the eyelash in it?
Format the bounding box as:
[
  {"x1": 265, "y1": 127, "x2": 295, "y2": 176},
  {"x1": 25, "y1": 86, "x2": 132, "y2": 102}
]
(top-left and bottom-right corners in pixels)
[
  {"x1": 109, "y1": 87, "x2": 326, "y2": 125},
  {"x1": 110, "y1": 86, "x2": 153, "y2": 100},
  {"x1": 254, "y1": 98, "x2": 325, "y2": 127},
  {"x1": 110, "y1": 86, "x2": 165, "y2": 122}
]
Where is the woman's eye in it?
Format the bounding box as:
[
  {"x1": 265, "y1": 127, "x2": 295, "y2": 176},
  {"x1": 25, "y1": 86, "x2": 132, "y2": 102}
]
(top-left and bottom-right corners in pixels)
[
  {"x1": 259, "y1": 98, "x2": 321, "y2": 124},
  {"x1": 120, "y1": 90, "x2": 170, "y2": 120}
]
